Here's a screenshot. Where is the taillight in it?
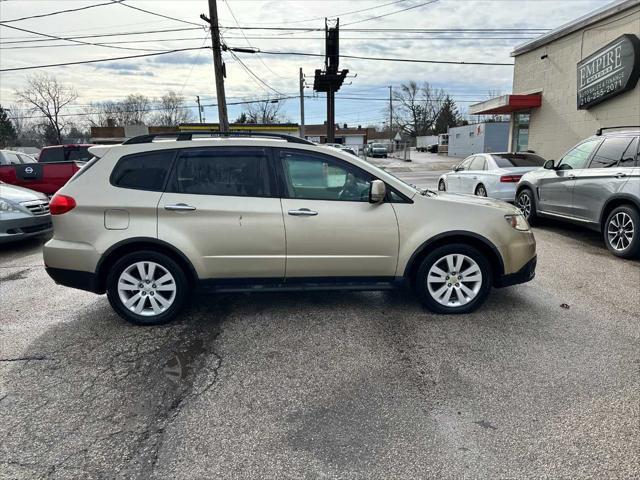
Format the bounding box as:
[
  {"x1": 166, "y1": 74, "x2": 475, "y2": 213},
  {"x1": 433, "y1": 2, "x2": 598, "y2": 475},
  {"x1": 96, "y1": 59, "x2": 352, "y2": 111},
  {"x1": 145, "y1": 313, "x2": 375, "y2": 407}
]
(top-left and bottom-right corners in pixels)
[
  {"x1": 49, "y1": 194, "x2": 76, "y2": 215},
  {"x1": 500, "y1": 175, "x2": 522, "y2": 183}
]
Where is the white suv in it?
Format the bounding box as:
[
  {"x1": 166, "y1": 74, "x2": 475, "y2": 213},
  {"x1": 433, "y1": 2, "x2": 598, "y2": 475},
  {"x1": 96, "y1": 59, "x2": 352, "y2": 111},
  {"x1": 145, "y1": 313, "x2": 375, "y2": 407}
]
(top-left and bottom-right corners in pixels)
[{"x1": 43, "y1": 132, "x2": 536, "y2": 325}]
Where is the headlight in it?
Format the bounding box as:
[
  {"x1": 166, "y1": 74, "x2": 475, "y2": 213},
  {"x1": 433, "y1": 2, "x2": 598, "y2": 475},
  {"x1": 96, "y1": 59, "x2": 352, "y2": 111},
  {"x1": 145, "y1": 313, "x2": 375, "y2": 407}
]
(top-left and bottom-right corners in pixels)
[
  {"x1": 0, "y1": 198, "x2": 26, "y2": 215},
  {"x1": 505, "y1": 214, "x2": 530, "y2": 231}
]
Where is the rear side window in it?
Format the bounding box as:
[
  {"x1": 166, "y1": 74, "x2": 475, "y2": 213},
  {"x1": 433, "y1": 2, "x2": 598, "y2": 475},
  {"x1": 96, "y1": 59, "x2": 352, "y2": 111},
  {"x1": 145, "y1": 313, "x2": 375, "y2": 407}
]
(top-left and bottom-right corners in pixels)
[
  {"x1": 111, "y1": 150, "x2": 175, "y2": 191},
  {"x1": 469, "y1": 156, "x2": 486, "y2": 170},
  {"x1": 17, "y1": 154, "x2": 36, "y2": 163},
  {"x1": 618, "y1": 137, "x2": 638, "y2": 167},
  {"x1": 492, "y1": 153, "x2": 546, "y2": 168},
  {"x1": 168, "y1": 148, "x2": 271, "y2": 197},
  {"x1": 589, "y1": 137, "x2": 633, "y2": 168}
]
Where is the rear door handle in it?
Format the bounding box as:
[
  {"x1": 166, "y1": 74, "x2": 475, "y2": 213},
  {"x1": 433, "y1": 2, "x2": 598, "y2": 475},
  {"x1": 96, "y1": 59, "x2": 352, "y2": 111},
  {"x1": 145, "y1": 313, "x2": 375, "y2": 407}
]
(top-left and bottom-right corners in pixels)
[
  {"x1": 164, "y1": 203, "x2": 196, "y2": 211},
  {"x1": 615, "y1": 172, "x2": 627, "y2": 178},
  {"x1": 288, "y1": 208, "x2": 318, "y2": 216}
]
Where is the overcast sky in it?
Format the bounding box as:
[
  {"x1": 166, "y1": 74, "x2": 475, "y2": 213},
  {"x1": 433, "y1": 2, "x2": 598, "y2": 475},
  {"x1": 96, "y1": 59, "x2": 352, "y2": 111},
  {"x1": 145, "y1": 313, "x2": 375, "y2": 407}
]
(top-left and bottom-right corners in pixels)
[{"x1": 1, "y1": 0, "x2": 607, "y2": 127}]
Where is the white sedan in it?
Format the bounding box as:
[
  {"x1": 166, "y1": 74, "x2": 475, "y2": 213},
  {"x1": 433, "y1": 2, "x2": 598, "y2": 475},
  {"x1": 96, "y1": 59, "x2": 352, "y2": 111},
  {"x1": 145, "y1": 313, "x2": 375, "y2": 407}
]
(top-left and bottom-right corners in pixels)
[{"x1": 438, "y1": 152, "x2": 546, "y2": 202}]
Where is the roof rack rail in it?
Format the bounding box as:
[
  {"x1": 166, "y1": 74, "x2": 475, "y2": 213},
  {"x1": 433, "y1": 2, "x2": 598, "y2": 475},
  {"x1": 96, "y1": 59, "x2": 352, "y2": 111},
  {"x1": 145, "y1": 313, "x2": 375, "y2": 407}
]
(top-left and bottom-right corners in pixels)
[
  {"x1": 596, "y1": 126, "x2": 640, "y2": 136},
  {"x1": 122, "y1": 131, "x2": 315, "y2": 145}
]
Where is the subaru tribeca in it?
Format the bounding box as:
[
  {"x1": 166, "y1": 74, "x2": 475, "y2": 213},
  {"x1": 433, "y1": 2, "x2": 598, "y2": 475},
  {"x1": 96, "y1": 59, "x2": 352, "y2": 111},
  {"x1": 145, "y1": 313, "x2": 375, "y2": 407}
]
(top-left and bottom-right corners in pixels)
[{"x1": 43, "y1": 132, "x2": 536, "y2": 325}]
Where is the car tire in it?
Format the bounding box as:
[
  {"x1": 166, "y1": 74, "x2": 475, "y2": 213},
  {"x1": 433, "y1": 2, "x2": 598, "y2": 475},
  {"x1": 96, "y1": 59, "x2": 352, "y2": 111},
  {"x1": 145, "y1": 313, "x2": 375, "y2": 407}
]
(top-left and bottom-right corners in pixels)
[
  {"x1": 438, "y1": 179, "x2": 446, "y2": 191},
  {"x1": 106, "y1": 250, "x2": 189, "y2": 325},
  {"x1": 414, "y1": 243, "x2": 492, "y2": 314},
  {"x1": 516, "y1": 188, "x2": 537, "y2": 225},
  {"x1": 604, "y1": 205, "x2": 640, "y2": 259},
  {"x1": 475, "y1": 184, "x2": 487, "y2": 197}
]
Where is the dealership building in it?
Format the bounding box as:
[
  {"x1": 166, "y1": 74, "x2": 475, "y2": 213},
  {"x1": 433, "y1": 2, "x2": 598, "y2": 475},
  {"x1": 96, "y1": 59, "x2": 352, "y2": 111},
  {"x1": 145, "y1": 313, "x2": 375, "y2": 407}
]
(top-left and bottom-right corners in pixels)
[{"x1": 470, "y1": 0, "x2": 639, "y2": 160}]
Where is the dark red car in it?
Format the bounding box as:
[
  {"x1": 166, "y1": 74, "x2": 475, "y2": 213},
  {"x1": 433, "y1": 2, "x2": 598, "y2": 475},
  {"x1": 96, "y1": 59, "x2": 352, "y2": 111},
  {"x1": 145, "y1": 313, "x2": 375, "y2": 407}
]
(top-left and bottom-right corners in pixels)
[{"x1": 0, "y1": 145, "x2": 93, "y2": 196}]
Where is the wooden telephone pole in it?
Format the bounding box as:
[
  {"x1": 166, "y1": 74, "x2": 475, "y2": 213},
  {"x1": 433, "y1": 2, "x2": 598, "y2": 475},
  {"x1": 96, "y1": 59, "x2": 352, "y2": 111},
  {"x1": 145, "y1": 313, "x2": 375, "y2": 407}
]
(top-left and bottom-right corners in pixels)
[{"x1": 202, "y1": 0, "x2": 229, "y2": 131}]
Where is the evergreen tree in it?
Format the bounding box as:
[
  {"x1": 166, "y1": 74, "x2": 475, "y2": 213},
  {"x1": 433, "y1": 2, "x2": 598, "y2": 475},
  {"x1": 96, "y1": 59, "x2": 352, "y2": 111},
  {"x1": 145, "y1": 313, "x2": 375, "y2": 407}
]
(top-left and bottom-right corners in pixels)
[
  {"x1": 0, "y1": 106, "x2": 17, "y2": 148},
  {"x1": 434, "y1": 96, "x2": 460, "y2": 135}
]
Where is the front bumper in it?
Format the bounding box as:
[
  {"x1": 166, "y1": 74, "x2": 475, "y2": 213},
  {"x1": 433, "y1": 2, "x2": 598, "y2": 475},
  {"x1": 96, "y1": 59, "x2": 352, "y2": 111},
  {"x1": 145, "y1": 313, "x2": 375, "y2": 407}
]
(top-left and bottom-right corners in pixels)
[
  {"x1": 0, "y1": 214, "x2": 53, "y2": 244},
  {"x1": 495, "y1": 255, "x2": 536, "y2": 288}
]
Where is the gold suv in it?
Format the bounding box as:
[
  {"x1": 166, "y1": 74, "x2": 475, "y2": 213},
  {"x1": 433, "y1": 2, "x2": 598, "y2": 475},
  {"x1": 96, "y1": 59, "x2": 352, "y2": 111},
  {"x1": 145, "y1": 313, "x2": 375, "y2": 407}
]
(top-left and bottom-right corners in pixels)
[{"x1": 43, "y1": 132, "x2": 536, "y2": 325}]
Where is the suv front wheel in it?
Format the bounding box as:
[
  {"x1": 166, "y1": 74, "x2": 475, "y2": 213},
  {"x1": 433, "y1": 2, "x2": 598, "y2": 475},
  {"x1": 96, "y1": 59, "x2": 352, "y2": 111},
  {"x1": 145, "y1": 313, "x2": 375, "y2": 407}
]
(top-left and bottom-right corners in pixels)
[
  {"x1": 516, "y1": 188, "x2": 537, "y2": 225},
  {"x1": 415, "y1": 244, "x2": 492, "y2": 314},
  {"x1": 604, "y1": 205, "x2": 640, "y2": 259},
  {"x1": 106, "y1": 251, "x2": 189, "y2": 325}
]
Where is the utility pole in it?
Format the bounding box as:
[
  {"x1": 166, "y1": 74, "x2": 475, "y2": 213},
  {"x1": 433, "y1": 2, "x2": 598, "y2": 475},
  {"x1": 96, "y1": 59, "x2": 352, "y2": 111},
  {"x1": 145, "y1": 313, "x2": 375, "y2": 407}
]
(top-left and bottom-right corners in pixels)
[
  {"x1": 201, "y1": 0, "x2": 228, "y2": 131},
  {"x1": 389, "y1": 85, "x2": 393, "y2": 144},
  {"x1": 299, "y1": 68, "x2": 305, "y2": 139},
  {"x1": 196, "y1": 95, "x2": 203, "y2": 123}
]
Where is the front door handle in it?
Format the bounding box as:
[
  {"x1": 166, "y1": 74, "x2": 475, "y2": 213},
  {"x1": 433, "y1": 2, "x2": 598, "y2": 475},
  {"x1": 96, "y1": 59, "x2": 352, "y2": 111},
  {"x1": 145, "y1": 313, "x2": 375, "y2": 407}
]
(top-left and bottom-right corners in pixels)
[
  {"x1": 288, "y1": 208, "x2": 318, "y2": 216},
  {"x1": 165, "y1": 203, "x2": 196, "y2": 211},
  {"x1": 568, "y1": 173, "x2": 576, "y2": 179},
  {"x1": 615, "y1": 172, "x2": 627, "y2": 178}
]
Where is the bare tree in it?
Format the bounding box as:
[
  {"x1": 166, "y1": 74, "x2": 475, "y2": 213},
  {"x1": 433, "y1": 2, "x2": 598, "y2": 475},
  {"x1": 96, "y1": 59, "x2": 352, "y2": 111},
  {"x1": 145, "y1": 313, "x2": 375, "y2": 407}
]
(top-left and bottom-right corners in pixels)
[
  {"x1": 15, "y1": 74, "x2": 77, "y2": 145},
  {"x1": 243, "y1": 99, "x2": 284, "y2": 124},
  {"x1": 482, "y1": 90, "x2": 509, "y2": 123},
  {"x1": 390, "y1": 81, "x2": 446, "y2": 137},
  {"x1": 84, "y1": 94, "x2": 152, "y2": 127},
  {"x1": 152, "y1": 91, "x2": 194, "y2": 126}
]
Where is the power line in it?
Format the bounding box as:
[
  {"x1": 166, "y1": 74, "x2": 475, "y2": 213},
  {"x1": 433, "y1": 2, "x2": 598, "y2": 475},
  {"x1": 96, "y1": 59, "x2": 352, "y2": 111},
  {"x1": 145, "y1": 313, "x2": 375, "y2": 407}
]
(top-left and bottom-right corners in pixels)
[
  {"x1": 0, "y1": 22, "x2": 166, "y2": 53},
  {"x1": 343, "y1": 0, "x2": 438, "y2": 27},
  {"x1": 0, "y1": 27, "x2": 203, "y2": 45},
  {"x1": 230, "y1": 47, "x2": 514, "y2": 66},
  {"x1": 0, "y1": 46, "x2": 211, "y2": 72},
  {"x1": 113, "y1": 0, "x2": 203, "y2": 27},
  {"x1": 0, "y1": 0, "x2": 124, "y2": 24},
  {"x1": 220, "y1": 26, "x2": 550, "y2": 32},
  {"x1": 227, "y1": 49, "x2": 286, "y2": 96}
]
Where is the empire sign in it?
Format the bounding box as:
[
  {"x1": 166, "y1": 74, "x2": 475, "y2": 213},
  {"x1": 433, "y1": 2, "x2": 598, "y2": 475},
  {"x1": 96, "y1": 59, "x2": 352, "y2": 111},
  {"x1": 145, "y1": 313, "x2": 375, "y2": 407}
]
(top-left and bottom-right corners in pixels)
[{"x1": 577, "y1": 34, "x2": 640, "y2": 109}]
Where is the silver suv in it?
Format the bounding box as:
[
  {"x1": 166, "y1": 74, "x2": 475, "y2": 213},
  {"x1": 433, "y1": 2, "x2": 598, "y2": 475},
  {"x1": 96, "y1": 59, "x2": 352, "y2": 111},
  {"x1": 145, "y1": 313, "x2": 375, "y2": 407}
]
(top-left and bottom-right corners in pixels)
[
  {"x1": 43, "y1": 132, "x2": 536, "y2": 325},
  {"x1": 516, "y1": 127, "x2": 639, "y2": 258}
]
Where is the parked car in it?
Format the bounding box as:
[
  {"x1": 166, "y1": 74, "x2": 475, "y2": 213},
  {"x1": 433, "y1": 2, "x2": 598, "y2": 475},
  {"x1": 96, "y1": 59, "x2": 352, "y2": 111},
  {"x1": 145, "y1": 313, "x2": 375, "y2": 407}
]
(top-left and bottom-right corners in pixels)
[
  {"x1": 517, "y1": 127, "x2": 639, "y2": 258},
  {"x1": 324, "y1": 143, "x2": 358, "y2": 156},
  {"x1": 367, "y1": 143, "x2": 388, "y2": 158},
  {"x1": 438, "y1": 152, "x2": 546, "y2": 202},
  {"x1": 0, "y1": 148, "x2": 87, "y2": 196},
  {"x1": 0, "y1": 181, "x2": 52, "y2": 244},
  {"x1": 427, "y1": 143, "x2": 439, "y2": 153},
  {"x1": 43, "y1": 132, "x2": 536, "y2": 325}
]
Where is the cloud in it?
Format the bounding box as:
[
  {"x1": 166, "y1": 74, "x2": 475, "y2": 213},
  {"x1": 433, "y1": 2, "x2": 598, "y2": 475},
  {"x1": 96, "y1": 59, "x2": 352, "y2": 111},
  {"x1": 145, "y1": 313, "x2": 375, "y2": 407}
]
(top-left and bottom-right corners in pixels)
[
  {"x1": 149, "y1": 53, "x2": 210, "y2": 66},
  {"x1": 93, "y1": 62, "x2": 155, "y2": 77}
]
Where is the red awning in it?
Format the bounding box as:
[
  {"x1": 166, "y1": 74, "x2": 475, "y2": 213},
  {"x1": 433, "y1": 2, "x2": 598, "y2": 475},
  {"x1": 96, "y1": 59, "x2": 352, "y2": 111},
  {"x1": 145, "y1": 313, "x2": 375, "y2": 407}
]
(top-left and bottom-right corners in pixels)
[{"x1": 469, "y1": 94, "x2": 542, "y2": 115}]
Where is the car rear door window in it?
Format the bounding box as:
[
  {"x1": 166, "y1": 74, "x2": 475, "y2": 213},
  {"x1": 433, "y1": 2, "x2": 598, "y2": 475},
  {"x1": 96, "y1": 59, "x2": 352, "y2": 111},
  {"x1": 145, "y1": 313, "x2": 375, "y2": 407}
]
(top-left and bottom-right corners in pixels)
[
  {"x1": 111, "y1": 150, "x2": 175, "y2": 191},
  {"x1": 589, "y1": 137, "x2": 633, "y2": 168},
  {"x1": 17, "y1": 154, "x2": 36, "y2": 164},
  {"x1": 558, "y1": 139, "x2": 600, "y2": 170},
  {"x1": 65, "y1": 146, "x2": 92, "y2": 161},
  {"x1": 618, "y1": 137, "x2": 638, "y2": 167},
  {"x1": 169, "y1": 148, "x2": 271, "y2": 197},
  {"x1": 469, "y1": 156, "x2": 486, "y2": 170}
]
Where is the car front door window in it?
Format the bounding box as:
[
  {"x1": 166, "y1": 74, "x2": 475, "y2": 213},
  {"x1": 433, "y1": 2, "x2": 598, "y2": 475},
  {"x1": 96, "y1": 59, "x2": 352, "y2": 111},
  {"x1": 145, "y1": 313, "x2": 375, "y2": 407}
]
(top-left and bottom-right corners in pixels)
[
  {"x1": 280, "y1": 151, "x2": 372, "y2": 201},
  {"x1": 558, "y1": 139, "x2": 600, "y2": 170}
]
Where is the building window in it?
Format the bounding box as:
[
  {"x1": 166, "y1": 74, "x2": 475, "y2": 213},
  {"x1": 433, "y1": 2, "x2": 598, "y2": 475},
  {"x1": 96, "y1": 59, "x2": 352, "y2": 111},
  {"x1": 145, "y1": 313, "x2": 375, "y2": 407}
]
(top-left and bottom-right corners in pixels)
[{"x1": 512, "y1": 111, "x2": 530, "y2": 152}]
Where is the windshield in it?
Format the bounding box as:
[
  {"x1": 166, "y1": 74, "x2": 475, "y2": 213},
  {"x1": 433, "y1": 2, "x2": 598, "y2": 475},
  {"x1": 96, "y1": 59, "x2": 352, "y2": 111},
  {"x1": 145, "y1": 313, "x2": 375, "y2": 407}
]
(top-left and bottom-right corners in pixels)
[{"x1": 492, "y1": 153, "x2": 546, "y2": 167}]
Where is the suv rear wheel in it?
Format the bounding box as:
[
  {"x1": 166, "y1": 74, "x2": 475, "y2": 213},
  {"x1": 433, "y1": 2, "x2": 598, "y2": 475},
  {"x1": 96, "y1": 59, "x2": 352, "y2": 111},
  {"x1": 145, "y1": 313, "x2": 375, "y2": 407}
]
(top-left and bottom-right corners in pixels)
[
  {"x1": 604, "y1": 205, "x2": 640, "y2": 259},
  {"x1": 415, "y1": 244, "x2": 492, "y2": 314},
  {"x1": 106, "y1": 251, "x2": 189, "y2": 325}
]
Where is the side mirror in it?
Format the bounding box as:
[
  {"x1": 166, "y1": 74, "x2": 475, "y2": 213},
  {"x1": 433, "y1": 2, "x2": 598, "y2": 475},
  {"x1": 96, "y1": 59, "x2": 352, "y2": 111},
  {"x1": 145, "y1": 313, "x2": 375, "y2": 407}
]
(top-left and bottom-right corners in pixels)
[
  {"x1": 543, "y1": 159, "x2": 556, "y2": 170},
  {"x1": 369, "y1": 180, "x2": 386, "y2": 203}
]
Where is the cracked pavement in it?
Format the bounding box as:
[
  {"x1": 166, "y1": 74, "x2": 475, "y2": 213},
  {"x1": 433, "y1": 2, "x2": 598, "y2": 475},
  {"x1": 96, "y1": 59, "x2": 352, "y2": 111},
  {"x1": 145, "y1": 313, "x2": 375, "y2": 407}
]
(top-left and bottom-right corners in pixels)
[{"x1": 1, "y1": 210, "x2": 639, "y2": 478}]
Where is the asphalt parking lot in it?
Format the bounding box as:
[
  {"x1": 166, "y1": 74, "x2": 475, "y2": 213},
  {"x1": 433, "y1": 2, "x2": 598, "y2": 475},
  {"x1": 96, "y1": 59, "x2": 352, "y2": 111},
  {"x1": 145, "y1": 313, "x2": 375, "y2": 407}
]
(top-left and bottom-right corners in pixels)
[{"x1": 1, "y1": 167, "x2": 639, "y2": 478}]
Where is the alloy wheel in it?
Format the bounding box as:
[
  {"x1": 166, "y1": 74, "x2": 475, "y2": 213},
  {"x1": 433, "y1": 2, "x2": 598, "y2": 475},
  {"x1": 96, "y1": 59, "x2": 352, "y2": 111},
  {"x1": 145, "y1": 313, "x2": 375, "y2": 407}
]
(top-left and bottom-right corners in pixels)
[
  {"x1": 117, "y1": 261, "x2": 177, "y2": 317},
  {"x1": 607, "y1": 212, "x2": 634, "y2": 252},
  {"x1": 517, "y1": 192, "x2": 531, "y2": 218},
  {"x1": 426, "y1": 254, "x2": 483, "y2": 307},
  {"x1": 438, "y1": 180, "x2": 446, "y2": 191},
  {"x1": 476, "y1": 186, "x2": 487, "y2": 197}
]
